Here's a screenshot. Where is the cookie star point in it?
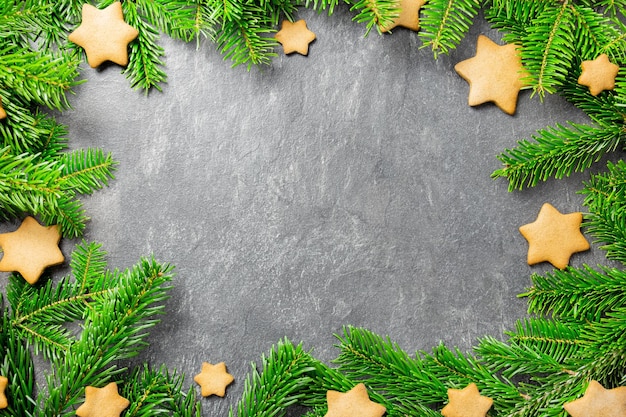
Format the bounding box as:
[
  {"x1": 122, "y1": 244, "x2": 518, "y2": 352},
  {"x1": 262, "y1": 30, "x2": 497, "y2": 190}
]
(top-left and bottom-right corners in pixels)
[
  {"x1": 455, "y1": 35, "x2": 528, "y2": 115},
  {"x1": 324, "y1": 383, "x2": 386, "y2": 417},
  {"x1": 0, "y1": 97, "x2": 7, "y2": 120},
  {"x1": 76, "y1": 382, "x2": 130, "y2": 417},
  {"x1": 194, "y1": 362, "x2": 234, "y2": 397},
  {"x1": 441, "y1": 383, "x2": 493, "y2": 417},
  {"x1": 0, "y1": 216, "x2": 64, "y2": 284},
  {"x1": 578, "y1": 53, "x2": 619, "y2": 96},
  {"x1": 564, "y1": 380, "x2": 626, "y2": 417},
  {"x1": 68, "y1": 2, "x2": 139, "y2": 68},
  {"x1": 519, "y1": 203, "x2": 589, "y2": 270},
  {"x1": 275, "y1": 19, "x2": 316, "y2": 56},
  {"x1": 0, "y1": 376, "x2": 8, "y2": 409},
  {"x1": 379, "y1": 0, "x2": 426, "y2": 32}
]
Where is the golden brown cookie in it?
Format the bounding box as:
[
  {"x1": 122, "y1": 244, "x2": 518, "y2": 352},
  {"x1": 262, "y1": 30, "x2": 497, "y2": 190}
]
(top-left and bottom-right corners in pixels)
[
  {"x1": 564, "y1": 380, "x2": 626, "y2": 417},
  {"x1": 379, "y1": 0, "x2": 426, "y2": 32},
  {"x1": 519, "y1": 203, "x2": 589, "y2": 270},
  {"x1": 275, "y1": 20, "x2": 316, "y2": 56},
  {"x1": 578, "y1": 53, "x2": 620, "y2": 96},
  {"x1": 0, "y1": 216, "x2": 64, "y2": 284},
  {"x1": 454, "y1": 35, "x2": 528, "y2": 115},
  {"x1": 68, "y1": 2, "x2": 139, "y2": 68},
  {"x1": 441, "y1": 383, "x2": 493, "y2": 417},
  {"x1": 76, "y1": 382, "x2": 130, "y2": 417},
  {"x1": 324, "y1": 383, "x2": 386, "y2": 417},
  {"x1": 0, "y1": 376, "x2": 7, "y2": 409},
  {"x1": 193, "y1": 362, "x2": 234, "y2": 397},
  {"x1": 0, "y1": 97, "x2": 7, "y2": 120}
]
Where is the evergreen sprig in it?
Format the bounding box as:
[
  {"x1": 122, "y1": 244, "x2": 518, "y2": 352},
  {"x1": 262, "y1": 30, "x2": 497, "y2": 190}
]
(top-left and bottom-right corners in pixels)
[
  {"x1": 418, "y1": 0, "x2": 482, "y2": 57},
  {"x1": 0, "y1": 241, "x2": 201, "y2": 417},
  {"x1": 0, "y1": 2, "x2": 117, "y2": 237},
  {"x1": 0, "y1": 146, "x2": 116, "y2": 237}
]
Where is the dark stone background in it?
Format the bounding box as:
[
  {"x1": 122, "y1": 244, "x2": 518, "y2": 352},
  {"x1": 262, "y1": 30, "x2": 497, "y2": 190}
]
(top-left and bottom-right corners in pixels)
[{"x1": 1, "y1": 6, "x2": 617, "y2": 415}]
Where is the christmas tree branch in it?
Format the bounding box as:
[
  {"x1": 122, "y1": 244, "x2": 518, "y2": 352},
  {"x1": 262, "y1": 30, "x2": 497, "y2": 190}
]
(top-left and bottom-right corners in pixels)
[
  {"x1": 418, "y1": 0, "x2": 482, "y2": 57},
  {"x1": 581, "y1": 160, "x2": 626, "y2": 264},
  {"x1": 491, "y1": 122, "x2": 622, "y2": 191},
  {"x1": 36, "y1": 256, "x2": 174, "y2": 416},
  {"x1": 521, "y1": 265, "x2": 626, "y2": 321}
]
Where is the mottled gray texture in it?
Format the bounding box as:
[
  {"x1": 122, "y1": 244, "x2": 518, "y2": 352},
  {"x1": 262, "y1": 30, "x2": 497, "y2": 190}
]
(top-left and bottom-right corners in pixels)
[{"x1": 1, "y1": 7, "x2": 615, "y2": 415}]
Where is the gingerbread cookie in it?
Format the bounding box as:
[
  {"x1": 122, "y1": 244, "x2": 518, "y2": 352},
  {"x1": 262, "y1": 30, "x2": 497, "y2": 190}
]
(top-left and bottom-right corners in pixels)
[
  {"x1": 0, "y1": 97, "x2": 7, "y2": 120},
  {"x1": 0, "y1": 216, "x2": 64, "y2": 284},
  {"x1": 0, "y1": 376, "x2": 7, "y2": 409},
  {"x1": 564, "y1": 380, "x2": 626, "y2": 417},
  {"x1": 68, "y1": 2, "x2": 139, "y2": 68},
  {"x1": 324, "y1": 383, "x2": 386, "y2": 417},
  {"x1": 441, "y1": 383, "x2": 493, "y2": 417},
  {"x1": 76, "y1": 382, "x2": 130, "y2": 417},
  {"x1": 578, "y1": 53, "x2": 620, "y2": 96},
  {"x1": 379, "y1": 0, "x2": 426, "y2": 32},
  {"x1": 519, "y1": 203, "x2": 589, "y2": 270},
  {"x1": 193, "y1": 362, "x2": 234, "y2": 397},
  {"x1": 454, "y1": 35, "x2": 528, "y2": 115},
  {"x1": 275, "y1": 20, "x2": 316, "y2": 56}
]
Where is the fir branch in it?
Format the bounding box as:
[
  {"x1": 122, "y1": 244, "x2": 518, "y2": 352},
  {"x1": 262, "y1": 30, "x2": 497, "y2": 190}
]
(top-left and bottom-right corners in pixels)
[
  {"x1": 518, "y1": 1, "x2": 574, "y2": 98},
  {"x1": 521, "y1": 265, "x2": 626, "y2": 322},
  {"x1": 505, "y1": 318, "x2": 583, "y2": 364},
  {"x1": 418, "y1": 0, "x2": 482, "y2": 58},
  {"x1": 581, "y1": 160, "x2": 626, "y2": 264},
  {"x1": 422, "y1": 343, "x2": 522, "y2": 412},
  {"x1": 117, "y1": 0, "x2": 168, "y2": 92},
  {"x1": 304, "y1": 0, "x2": 343, "y2": 15},
  {"x1": 349, "y1": 0, "x2": 400, "y2": 35},
  {"x1": 485, "y1": 0, "x2": 551, "y2": 44},
  {"x1": 231, "y1": 339, "x2": 318, "y2": 417},
  {"x1": 0, "y1": 95, "x2": 70, "y2": 156},
  {"x1": 557, "y1": 73, "x2": 626, "y2": 127},
  {"x1": 476, "y1": 335, "x2": 574, "y2": 380},
  {"x1": 36, "y1": 257, "x2": 174, "y2": 416},
  {"x1": 0, "y1": 45, "x2": 80, "y2": 111},
  {"x1": 57, "y1": 148, "x2": 116, "y2": 195},
  {"x1": 70, "y1": 240, "x2": 108, "y2": 294},
  {"x1": 0, "y1": 311, "x2": 36, "y2": 417},
  {"x1": 6, "y1": 242, "x2": 113, "y2": 359},
  {"x1": 569, "y1": 3, "x2": 620, "y2": 61},
  {"x1": 0, "y1": 148, "x2": 63, "y2": 220},
  {"x1": 334, "y1": 326, "x2": 448, "y2": 408},
  {"x1": 190, "y1": 0, "x2": 218, "y2": 44},
  {"x1": 125, "y1": 0, "x2": 200, "y2": 42},
  {"x1": 0, "y1": 2, "x2": 57, "y2": 47},
  {"x1": 216, "y1": 9, "x2": 278, "y2": 69},
  {"x1": 0, "y1": 145, "x2": 116, "y2": 237},
  {"x1": 121, "y1": 364, "x2": 201, "y2": 416},
  {"x1": 491, "y1": 122, "x2": 622, "y2": 191}
]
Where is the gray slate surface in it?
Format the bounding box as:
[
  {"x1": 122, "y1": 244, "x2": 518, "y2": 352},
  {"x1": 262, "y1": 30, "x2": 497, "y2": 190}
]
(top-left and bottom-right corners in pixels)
[{"x1": 1, "y1": 6, "x2": 615, "y2": 415}]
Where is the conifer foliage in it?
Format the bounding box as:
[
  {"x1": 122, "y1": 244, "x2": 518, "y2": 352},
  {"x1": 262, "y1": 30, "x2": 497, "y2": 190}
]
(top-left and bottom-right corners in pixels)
[
  {"x1": 2, "y1": 0, "x2": 626, "y2": 416},
  {"x1": 0, "y1": 241, "x2": 201, "y2": 416}
]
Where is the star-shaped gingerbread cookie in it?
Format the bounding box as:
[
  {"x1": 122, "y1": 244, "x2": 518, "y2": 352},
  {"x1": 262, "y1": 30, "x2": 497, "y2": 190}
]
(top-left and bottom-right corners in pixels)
[
  {"x1": 324, "y1": 383, "x2": 386, "y2": 417},
  {"x1": 578, "y1": 53, "x2": 620, "y2": 96},
  {"x1": 379, "y1": 0, "x2": 426, "y2": 32},
  {"x1": 275, "y1": 20, "x2": 316, "y2": 56},
  {"x1": 0, "y1": 376, "x2": 8, "y2": 409},
  {"x1": 0, "y1": 216, "x2": 64, "y2": 284},
  {"x1": 564, "y1": 380, "x2": 626, "y2": 417},
  {"x1": 76, "y1": 382, "x2": 130, "y2": 417},
  {"x1": 68, "y1": 2, "x2": 139, "y2": 68},
  {"x1": 441, "y1": 383, "x2": 493, "y2": 417},
  {"x1": 454, "y1": 35, "x2": 528, "y2": 115},
  {"x1": 193, "y1": 362, "x2": 234, "y2": 397},
  {"x1": 519, "y1": 203, "x2": 589, "y2": 270}
]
